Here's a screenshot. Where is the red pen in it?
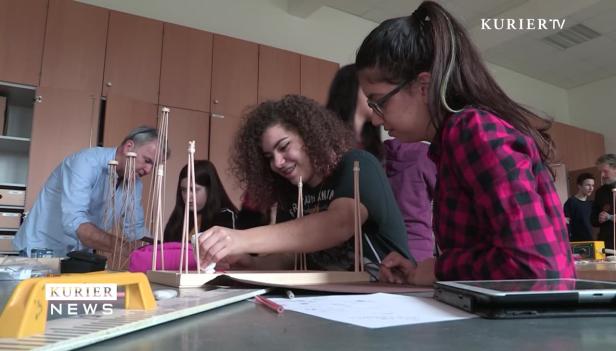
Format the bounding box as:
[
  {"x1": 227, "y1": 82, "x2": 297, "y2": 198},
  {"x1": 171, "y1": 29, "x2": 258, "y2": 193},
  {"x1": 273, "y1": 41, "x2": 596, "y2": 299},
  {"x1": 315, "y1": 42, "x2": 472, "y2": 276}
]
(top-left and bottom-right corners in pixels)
[{"x1": 255, "y1": 295, "x2": 284, "y2": 314}]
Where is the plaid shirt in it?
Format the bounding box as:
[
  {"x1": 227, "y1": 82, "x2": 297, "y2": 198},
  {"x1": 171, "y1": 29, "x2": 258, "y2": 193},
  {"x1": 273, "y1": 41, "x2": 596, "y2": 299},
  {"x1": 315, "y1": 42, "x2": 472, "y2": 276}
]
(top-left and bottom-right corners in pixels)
[{"x1": 428, "y1": 108, "x2": 575, "y2": 280}]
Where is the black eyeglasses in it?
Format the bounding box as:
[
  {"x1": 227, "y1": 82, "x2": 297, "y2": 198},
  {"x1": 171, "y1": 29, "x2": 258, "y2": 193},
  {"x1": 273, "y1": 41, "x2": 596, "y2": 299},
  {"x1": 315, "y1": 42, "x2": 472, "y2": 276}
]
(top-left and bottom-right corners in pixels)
[{"x1": 367, "y1": 80, "x2": 409, "y2": 117}]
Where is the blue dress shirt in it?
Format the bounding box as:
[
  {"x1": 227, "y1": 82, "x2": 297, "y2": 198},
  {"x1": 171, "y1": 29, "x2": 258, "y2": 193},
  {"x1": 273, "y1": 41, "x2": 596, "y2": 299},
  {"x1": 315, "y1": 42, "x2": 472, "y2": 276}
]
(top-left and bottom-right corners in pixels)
[{"x1": 13, "y1": 147, "x2": 146, "y2": 257}]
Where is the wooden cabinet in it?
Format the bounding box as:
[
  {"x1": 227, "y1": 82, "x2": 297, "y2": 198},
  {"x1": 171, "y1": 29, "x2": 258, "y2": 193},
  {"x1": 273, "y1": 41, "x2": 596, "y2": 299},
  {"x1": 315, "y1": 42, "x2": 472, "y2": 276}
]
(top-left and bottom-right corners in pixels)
[
  {"x1": 102, "y1": 96, "x2": 158, "y2": 146},
  {"x1": 585, "y1": 130, "x2": 605, "y2": 166},
  {"x1": 159, "y1": 23, "x2": 213, "y2": 112},
  {"x1": 0, "y1": 0, "x2": 48, "y2": 86},
  {"x1": 209, "y1": 115, "x2": 244, "y2": 208},
  {"x1": 163, "y1": 107, "x2": 210, "y2": 222},
  {"x1": 26, "y1": 87, "x2": 100, "y2": 209},
  {"x1": 258, "y1": 45, "x2": 300, "y2": 102},
  {"x1": 300, "y1": 55, "x2": 339, "y2": 105},
  {"x1": 102, "y1": 11, "x2": 163, "y2": 104},
  {"x1": 550, "y1": 121, "x2": 605, "y2": 172},
  {"x1": 209, "y1": 35, "x2": 258, "y2": 206},
  {"x1": 210, "y1": 35, "x2": 258, "y2": 118},
  {"x1": 40, "y1": 0, "x2": 108, "y2": 95}
]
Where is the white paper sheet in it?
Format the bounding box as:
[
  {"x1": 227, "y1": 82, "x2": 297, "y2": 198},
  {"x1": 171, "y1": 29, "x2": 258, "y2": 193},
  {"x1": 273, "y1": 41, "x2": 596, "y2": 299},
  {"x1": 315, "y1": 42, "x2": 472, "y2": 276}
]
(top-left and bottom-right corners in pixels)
[{"x1": 269, "y1": 293, "x2": 476, "y2": 329}]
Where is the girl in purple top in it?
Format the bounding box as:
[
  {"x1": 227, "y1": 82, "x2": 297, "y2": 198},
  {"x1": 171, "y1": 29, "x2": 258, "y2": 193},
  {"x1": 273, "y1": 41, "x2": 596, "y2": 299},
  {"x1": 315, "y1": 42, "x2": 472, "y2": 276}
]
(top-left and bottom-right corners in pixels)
[
  {"x1": 327, "y1": 64, "x2": 437, "y2": 262},
  {"x1": 355, "y1": 1, "x2": 575, "y2": 285}
]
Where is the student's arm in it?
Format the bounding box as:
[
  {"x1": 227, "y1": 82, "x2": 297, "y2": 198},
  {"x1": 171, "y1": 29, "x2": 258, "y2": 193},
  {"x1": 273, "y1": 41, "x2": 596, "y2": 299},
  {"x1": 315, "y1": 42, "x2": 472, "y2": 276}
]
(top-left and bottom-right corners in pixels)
[
  {"x1": 198, "y1": 197, "x2": 368, "y2": 265},
  {"x1": 437, "y1": 111, "x2": 571, "y2": 280},
  {"x1": 76, "y1": 223, "x2": 117, "y2": 252}
]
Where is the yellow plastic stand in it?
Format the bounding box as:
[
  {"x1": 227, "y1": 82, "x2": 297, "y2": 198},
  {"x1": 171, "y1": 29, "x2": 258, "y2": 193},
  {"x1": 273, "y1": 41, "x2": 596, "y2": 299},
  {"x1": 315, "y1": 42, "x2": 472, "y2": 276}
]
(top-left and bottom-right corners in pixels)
[{"x1": 0, "y1": 272, "x2": 156, "y2": 339}]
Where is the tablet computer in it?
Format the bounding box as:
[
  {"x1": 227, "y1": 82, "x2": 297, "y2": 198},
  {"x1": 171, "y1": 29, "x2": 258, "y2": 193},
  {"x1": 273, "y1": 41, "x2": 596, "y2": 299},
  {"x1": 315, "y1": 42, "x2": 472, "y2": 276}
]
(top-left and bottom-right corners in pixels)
[{"x1": 434, "y1": 279, "x2": 616, "y2": 318}]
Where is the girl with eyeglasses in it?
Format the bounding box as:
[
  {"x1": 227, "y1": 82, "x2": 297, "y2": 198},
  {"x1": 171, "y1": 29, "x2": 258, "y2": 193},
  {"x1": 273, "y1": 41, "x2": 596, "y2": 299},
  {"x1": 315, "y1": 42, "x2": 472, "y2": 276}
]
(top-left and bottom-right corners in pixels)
[
  {"x1": 196, "y1": 94, "x2": 410, "y2": 274},
  {"x1": 355, "y1": 1, "x2": 575, "y2": 285}
]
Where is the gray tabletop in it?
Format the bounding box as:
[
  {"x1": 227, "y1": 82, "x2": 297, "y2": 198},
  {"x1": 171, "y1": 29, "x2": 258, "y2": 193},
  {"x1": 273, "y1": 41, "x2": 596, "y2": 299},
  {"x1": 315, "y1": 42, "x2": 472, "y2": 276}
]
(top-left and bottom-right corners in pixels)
[{"x1": 81, "y1": 296, "x2": 616, "y2": 351}]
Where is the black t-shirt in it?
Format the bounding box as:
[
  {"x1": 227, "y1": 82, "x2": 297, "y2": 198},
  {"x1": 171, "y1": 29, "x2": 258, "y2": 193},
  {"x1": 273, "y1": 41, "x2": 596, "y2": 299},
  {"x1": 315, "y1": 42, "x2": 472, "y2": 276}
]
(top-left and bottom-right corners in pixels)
[
  {"x1": 563, "y1": 196, "x2": 593, "y2": 242},
  {"x1": 277, "y1": 149, "x2": 410, "y2": 271}
]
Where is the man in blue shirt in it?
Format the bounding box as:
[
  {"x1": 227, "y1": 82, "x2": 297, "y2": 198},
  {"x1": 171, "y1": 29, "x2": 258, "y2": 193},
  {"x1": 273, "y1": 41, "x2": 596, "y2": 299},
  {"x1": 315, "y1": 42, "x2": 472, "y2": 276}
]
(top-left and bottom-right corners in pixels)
[{"x1": 13, "y1": 127, "x2": 161, "y2": 257}]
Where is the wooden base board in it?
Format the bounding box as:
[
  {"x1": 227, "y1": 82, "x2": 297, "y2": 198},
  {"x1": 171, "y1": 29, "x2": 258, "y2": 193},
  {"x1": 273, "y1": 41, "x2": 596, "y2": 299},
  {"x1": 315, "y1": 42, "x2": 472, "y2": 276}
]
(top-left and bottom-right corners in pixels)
[
  {"x1": 576, "y1": 261, "x2": 616, "y2": 281},
  {"x1": 147, "y1": 270, "x2": 371, "y2": 288}
]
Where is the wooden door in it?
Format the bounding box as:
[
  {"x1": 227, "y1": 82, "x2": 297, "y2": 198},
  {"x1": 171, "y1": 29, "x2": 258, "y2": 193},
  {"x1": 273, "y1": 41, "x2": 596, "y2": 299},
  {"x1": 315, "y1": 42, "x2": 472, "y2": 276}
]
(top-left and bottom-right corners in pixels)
[
  {"x1": 102, "y1": 11, "x2": 163, "y2": 104},
  {"x1": 209, "y1": 35, "x2": 258, "y2": 207},
  {"x1": 26, "y1": 87, "x2": 100, "y2": 209},
  {"x1": 159, "y1": 23, "x2": 213, "y2": 112},
  {"x1": 40, "y1": 0, "x2": 108, "y2": 95},
  {"x1": 258, "y1": 45, "x2": 300, "y2": 103},
  {"x1": 300, "y1": 55, "x2": 339, "y2": 105},
  {"x1": 160, "y1": 107, "x2": 210, "y2": 223},
  {"x1": 0, "y1": 0, "x2": 48, "y2": 85}
]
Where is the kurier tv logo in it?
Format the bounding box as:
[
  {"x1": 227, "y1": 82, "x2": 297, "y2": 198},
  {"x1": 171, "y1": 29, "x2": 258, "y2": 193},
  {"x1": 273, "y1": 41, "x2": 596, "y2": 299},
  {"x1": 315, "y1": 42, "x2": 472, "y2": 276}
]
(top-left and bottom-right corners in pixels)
[
  {"x1": 45, "y1": 283, "x2": 117, "y2": 316},
  {"x1": 481, "y1": 18, "x2": 566, "y2": 30}
]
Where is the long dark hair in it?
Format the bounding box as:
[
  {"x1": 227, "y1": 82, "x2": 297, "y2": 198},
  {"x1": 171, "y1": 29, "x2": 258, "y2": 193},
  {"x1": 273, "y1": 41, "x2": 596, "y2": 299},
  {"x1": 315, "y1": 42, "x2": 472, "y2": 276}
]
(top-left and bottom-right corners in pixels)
[
  {"x1": 355, "y1": 1, "x2": 554, "y2": 168},
  {"x1": 231, "y1": 95, "x2": 354, "y2": 211},
  {"x1": 326, "y1": 64, "x2": 383, "y2": 160},
  {"x1": 164, "y1": 160, "x2": 237, "y2": 242}
]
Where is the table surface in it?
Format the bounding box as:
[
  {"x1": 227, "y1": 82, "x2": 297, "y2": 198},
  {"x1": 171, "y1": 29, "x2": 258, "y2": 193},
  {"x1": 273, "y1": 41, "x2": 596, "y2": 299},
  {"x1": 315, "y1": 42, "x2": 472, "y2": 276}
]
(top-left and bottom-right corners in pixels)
[
  {"x1": 3, "y1": 272, "x2": 616, "y2": 351},
  {"x1": 80, "y1": 293, "x2": 616, "y2": 351}
]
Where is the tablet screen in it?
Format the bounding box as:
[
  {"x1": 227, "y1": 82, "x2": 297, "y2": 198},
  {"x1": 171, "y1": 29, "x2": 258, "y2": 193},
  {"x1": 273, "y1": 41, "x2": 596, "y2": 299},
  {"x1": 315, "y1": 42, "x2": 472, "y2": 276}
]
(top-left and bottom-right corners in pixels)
[{"x1": 460, "y1": 279, "x2": 616, "y2": 292}]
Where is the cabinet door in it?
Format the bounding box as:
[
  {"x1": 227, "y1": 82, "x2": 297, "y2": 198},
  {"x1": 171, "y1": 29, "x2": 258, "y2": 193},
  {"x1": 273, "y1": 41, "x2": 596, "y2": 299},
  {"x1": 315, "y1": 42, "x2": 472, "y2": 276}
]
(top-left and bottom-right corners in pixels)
[
  {"x1": 162, "y1": 107, "x2": 210, "y2": 223},
  {"x1": 209, "y1": 114, "x2": 243, "y2": 208},
  {"x1": 159, "y1": 23, "x2": 212, "y2": 112},
  {"x1": 549, "y1": 121, "x2": 569, "y2": 165},
  {"x1": 26, "y1": 87, "x2": 100, "y2": 209},
  {"x1": 209, "y1": 35, "x2": 258, "y2": 207},
  {"x1": 585, "y1": 130, "x2": 605, "y2": 167},
  {"x1": 258, "y1": 45, "x2": 300, "y2": 103},
  {"x1": 211, "y1": 35, "x2": 258, "y2": 117},
  {"x1": 0, "y1": 0, "x2": 48, "y2": 85},
  {"x1": 300, "y1": 55, "x2": 339, "y2": 105},
  {"x1": 40, "y1": 0, "x2": 108, "y2": 95},
  {"x1": 102, "y1": 95, "x2": 158, "y2": 147},
  {"x1": 102, "y1": 11, "x2": 163, "y2": 104}
]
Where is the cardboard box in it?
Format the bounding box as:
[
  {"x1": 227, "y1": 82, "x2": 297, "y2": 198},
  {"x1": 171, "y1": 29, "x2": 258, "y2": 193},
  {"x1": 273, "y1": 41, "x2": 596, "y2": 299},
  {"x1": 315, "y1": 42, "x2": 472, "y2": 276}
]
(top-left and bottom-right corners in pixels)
[
  {"x1": 0, "y1": 96, "x2": 6, "y2": 135},
  {"x1": 0, "y1": 188, "x2": 25, "y2": 207},
  {"x1": 0, "y1": 235, "x2": 16, "y2": 252},
  {"x1": 0, "y1": 212, "x2": 21, "y2": 229}
]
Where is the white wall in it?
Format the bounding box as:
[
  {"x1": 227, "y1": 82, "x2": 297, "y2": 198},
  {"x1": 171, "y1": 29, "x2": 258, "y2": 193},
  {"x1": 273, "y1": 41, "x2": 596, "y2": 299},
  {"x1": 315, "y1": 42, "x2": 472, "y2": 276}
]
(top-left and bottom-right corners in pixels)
[
  {"x1": 78, "y1": 0, "x2": 376, "y2": 64},
  {"x1": 568, "y1": 75, "x2": 616, "y2": 153},
  {"x1": 79, "y1": 0, "x2": 571, "y2": 125},
  {"x1": 488, "y1": 64, "x2": 570, "y2": 123}
]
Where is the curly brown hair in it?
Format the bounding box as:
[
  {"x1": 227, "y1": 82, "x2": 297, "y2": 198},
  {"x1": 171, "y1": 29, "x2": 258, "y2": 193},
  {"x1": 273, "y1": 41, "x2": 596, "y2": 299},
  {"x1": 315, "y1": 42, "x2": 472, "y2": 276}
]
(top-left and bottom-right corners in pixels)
[{"x1": 231, "y1": 94, "x2": 355, "y2": 211}]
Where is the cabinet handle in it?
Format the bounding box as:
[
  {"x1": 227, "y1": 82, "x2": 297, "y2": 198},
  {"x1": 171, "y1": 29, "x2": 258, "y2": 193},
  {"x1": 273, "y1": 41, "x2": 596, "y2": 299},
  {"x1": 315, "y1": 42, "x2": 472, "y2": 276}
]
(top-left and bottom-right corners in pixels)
[
  {"x1": 211, "y1": 113, "x2": 225, "y2": 119},
  {"x1": 106, "y1": 82, "x2": 112, "y2": 87},
  {"x1": 213, "y1": 99, "x2": 219, "y2": 104},
  {"x1": 34, "y1": 96, "x2": 42, "y2": 103}
]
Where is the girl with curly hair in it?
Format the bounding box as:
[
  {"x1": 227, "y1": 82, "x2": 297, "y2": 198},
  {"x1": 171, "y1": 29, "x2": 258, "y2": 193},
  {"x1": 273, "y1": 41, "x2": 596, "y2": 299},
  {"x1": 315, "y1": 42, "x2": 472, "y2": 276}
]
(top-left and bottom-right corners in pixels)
[
  {"x1": 197, "y1": 94, "x2": 410, "y2": 272},
  {"x1": 356, "y1": 1, "x2": 575, "y2": 285}
]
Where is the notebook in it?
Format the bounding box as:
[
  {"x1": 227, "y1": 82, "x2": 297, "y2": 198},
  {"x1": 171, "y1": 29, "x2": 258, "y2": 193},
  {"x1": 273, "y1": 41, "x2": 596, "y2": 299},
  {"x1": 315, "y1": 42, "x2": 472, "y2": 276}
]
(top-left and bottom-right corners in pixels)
[{"x1": 434, "y1": 279, "x2": 616, "y2": 318}]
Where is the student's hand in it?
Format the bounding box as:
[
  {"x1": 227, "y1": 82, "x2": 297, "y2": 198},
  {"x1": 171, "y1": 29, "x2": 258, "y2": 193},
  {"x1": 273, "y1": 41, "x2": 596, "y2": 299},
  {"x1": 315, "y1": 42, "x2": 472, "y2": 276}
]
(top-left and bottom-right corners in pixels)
[
  {"x1": 197, "y1": 226, "x2": 245, "y2": 267},
  {"x1": 379, "y1": 252, "x2": 416, "y2": 284},
  {"x1": 379, "y1": 252, "x2": 436, "y2": 286},
  {"x1": 599, "y1": 211, "x2": 610, "y2": 223}
]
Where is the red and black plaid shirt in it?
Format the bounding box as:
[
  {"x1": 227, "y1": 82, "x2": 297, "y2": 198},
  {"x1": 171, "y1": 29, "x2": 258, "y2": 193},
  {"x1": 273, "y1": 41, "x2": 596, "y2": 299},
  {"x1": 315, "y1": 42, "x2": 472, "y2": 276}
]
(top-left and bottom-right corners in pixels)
[{"x1": 428, "y1": 107, "x2": 575, "y2": 280}]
